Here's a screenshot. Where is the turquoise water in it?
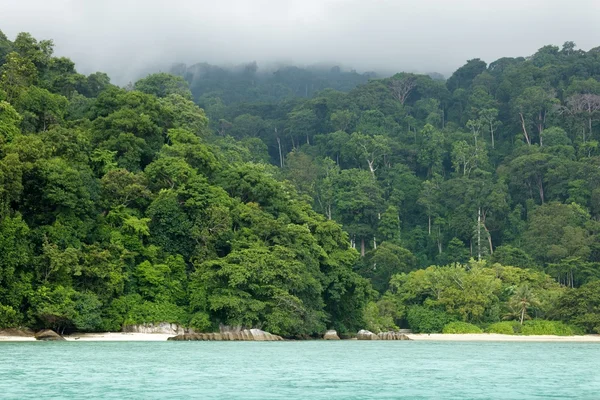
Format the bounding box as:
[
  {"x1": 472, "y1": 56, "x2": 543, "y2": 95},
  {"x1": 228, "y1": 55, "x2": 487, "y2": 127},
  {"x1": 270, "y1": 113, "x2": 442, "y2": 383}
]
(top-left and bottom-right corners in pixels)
[{"x1": 1, "y1": 341, "x2": 599, "y2": 399}]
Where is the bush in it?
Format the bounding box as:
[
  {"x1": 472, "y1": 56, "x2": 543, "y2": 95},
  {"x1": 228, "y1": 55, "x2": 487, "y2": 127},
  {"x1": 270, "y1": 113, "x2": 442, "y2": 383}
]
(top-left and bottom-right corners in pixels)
[
  {"x1": 442, "y1": 321, "x2": 482, "y2": 334},
  {"x1": 125, "y1": 301, "x2": 189, "y2": 325},
  {"x1": 189, "y1": 312, "x2": 212, "y2": 331},
  {"x1": 486, "y1": 321, "x2": 521, "y2": 335},
  {"x1": 406, "y1": 306, "x2": 454, "y2": 333},
  {"x1": 521, "y1": 320, "x2": 575, "y2": 336},
  {"x1": 73, "y1": 291, "x2": 103, "y2": 331},
  {"x1": 362, "y1": 301, "x2": 398, "y2": 333},
  {"x1": 0, "y1": 304, "x2": 20, "y2": 328}
]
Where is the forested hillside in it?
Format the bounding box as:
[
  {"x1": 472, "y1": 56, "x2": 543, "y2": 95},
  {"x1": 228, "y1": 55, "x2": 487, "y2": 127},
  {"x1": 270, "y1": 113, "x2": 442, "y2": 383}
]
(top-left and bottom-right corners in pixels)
[{"x1": 1, "y1": 31, "x2": 600, "y2": 336}]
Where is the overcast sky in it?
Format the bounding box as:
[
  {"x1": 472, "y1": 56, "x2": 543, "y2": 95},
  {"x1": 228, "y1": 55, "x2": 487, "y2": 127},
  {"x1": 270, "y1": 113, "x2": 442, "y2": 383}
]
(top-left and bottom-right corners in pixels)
[{"x1": 2, "y1": 0, "x2": 600, "y2": 84}]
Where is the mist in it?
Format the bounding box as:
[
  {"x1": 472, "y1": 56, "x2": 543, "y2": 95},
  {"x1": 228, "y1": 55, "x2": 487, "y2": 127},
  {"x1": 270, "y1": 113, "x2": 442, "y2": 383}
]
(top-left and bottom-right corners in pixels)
[{"x1": 2, "y1": 0, "x2": 600, "y2": 84}]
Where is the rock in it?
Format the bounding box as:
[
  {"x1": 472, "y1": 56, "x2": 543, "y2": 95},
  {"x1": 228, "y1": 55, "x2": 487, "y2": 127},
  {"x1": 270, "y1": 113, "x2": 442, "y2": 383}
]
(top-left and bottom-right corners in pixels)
[
  {"x1": 323, "y1": 330, "x2": 340, "y2": 340},
  {"x1": 375, "y1": 331, "x2": 412, "y2": 340},
  {"x1": 167, "y1": 328, "x2": 283, "y2": 341},
  {"x1": 35, "y1": 329, "x2": 66, "y2": 341},
  {"x1": 357, "y1": 329, "x2": 378, "y2": 340},
  {"x1": 248, "y1": 328, "x2": 282, "y2": 341},
  {"x1": 123, "y1": 322, "x2": 188, "y2": 335}
]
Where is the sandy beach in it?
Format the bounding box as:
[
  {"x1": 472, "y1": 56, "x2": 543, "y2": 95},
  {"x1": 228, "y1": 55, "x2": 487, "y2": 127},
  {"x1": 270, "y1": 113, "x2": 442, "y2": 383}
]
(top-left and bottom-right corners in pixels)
[
  {"x1": 406, "y1": 333, "x2": 600, "y2": 342},
  {"x1": 0, "y1": 332, "x2": 174, "y2": 342},
  {"x1": 2, "y1": 332, "x2": 600, "y2": 342}
]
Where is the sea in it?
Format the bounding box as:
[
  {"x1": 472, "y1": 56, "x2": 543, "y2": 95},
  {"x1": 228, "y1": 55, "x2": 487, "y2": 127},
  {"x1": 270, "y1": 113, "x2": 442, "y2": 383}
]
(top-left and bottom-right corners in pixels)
[{"x1": 1, "y1": 341, "x2": 599, "y2": 399}]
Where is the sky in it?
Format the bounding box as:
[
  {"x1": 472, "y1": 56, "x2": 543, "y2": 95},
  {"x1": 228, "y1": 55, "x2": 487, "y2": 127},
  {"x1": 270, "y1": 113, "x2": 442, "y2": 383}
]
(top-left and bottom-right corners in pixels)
[{"x1": 2, "y1": 0, "x2": 600, "y2": 84}]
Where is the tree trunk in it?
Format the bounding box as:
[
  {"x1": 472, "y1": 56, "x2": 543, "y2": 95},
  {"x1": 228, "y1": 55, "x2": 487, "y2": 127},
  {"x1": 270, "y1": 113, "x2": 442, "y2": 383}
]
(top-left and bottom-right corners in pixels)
[
  {"x1": 367, "y1": 159, "x2": 376, "y2": 179},
  {"x1": 519, "y1": 113, "x2": 531, "y2": 145},
  {"x1": 520, "y1": 307, "x2": 525, "y2": 325},
  {"x1": 373, "y1": 236, "x2": 377, "y2": 250},
  {"x1": 276, "y1": 135, "x2": 284, "y2": 168},
  {"x1": 477, "y1": 208, "x2": 482, "y2": 262},
  {"x1": 485, "y1": 224, "x2": 493, "y2": 255},
  {"x1": 538, "y1": 111, "x2": 544, "y2": 146},
  {"x1": 360, "y1": 238, "x2": 365, "y2": 257},
  {"x1": 428, "y1": 215, "x2": 431, "y2": 235}
]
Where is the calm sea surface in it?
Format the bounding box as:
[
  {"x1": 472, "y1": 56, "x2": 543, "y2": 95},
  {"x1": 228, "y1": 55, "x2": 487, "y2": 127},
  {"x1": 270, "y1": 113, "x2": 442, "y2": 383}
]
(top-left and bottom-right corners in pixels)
[{"x1": 1, "y1": 341, "x2": 599, "y2": 399}]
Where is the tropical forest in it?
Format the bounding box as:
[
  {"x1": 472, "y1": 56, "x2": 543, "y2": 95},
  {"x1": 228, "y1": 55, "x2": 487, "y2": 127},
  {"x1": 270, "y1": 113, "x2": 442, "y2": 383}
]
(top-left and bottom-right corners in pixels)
[{"x1": 1, "y1": 31, "x2": 600, "y2": 337}]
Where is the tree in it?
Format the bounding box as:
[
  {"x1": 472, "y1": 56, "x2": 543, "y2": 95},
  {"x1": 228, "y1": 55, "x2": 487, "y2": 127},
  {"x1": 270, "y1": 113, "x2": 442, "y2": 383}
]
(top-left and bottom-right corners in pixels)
[
  {"x1": 134, "y1": 73, "x2": 192, "y2": 99},
  {"x1": 360, "y1": 242, "x2": 416, "y2": 292},
  {"x1": 347, "y1": 132, "x2": 390, "y2": 178},
  {"x1": 389, "y1": 73, "x2": 417, "y2": 105},
  {"x1": 557, "y1": 281, "x2": 600, "y2": 333},
  {"x1": 333, "y1": 169, "x2": 383, "y2": 256},
  {"x1": 0, "y1": 52, "x2": 37, "y2": 102},
  {"x1": 478, "y1": 108, "x2": 500, "y2": 149},
  {"x1": 446, "y1": 59, "x2": 487, "y2": 92},
  {"x1": 417, "y1": 124, "x2": 445, "y2": 176},
  {"x1": 514, "y1": 87, "x2": 559, "y2": 146},
  {"x1": 506, "y1": 284, "x2": 540, "y2": 324}
]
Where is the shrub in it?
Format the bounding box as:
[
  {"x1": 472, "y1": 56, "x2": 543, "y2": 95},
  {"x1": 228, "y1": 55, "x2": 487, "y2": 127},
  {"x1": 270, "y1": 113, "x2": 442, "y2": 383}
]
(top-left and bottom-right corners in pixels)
[
  {"x1": 0, "y1": 304, "x2": 19, "y2": 328},
  {"x1": 189, "y1": 312, "x2": 212, "y2": 331},
  {"x1": 362, "y1": 301, "x2": 398, "y2": 333},
  {"x1": 486, "y1": 321, "x2": 521, "y2": 335},
  {"x1": 406, "y1": 306, "x2": 454, "y2": 333},
  {"x1": 442, "y1": 321, "x2": 482, "y2": 334},
  {"x1": 73, "y1": 291, "x2": 103, "y2": 331},
  {"x1": 521, "y1": 320, "x2": 575, "y2": 336},
  {"x1": 124, "y1": 301, "x2": 189, "y2": 326}
]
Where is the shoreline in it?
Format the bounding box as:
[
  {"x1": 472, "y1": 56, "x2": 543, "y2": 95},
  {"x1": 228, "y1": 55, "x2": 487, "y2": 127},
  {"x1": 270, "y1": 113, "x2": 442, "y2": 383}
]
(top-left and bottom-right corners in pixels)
[
  {"x1": 406, "y1": 333, "x2": 600, "y2": 342},
  {"x1": 2, "y1": 332, "x2": 600, "y2": 342}
]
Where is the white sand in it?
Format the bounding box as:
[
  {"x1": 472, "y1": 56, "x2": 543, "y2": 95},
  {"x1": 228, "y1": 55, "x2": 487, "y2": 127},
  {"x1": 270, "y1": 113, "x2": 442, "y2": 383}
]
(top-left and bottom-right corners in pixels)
[
  {"x1": 65, "y1": 333, "x2": 174, "y2": 341},
  {"x1": 0, "y1": 336, "x2": 36, "y2": 341},
  {"x1": 407, "y1": 333, "x2": 600, "y2": 342},
  {"x1": 0, "y1": 333, "x2": 174, "y2": 341}
]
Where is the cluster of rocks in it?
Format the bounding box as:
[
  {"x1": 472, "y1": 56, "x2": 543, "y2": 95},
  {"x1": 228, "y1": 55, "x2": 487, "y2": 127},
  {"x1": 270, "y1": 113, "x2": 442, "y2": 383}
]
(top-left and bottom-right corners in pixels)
[
  {"x1": 168, "y1": 328, "x2": 283, "y2": 341},
  {"x1": 123, "y1": 323, "x2": 188, "y2": 335},
  {"x1": 34, "y1": 329, "x2": 66, "y2": 341},
  {"x1": 356, "y1": 329, "x2": 411, "y2": 340}
]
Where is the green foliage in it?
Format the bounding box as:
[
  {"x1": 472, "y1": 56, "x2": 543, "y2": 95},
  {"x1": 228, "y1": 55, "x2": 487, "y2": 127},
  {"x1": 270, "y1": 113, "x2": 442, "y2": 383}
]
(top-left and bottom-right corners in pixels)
[
  {"x1": 189, "y1": 312, "x2": 212, "y2": 331},
  {"x1": 0, "y1": 304, "x2": 20, "y2": 328},
  {"x1": 406, "y1": 306, "x2": 455, "y2": 333},
  {"x1": 134, "y1": 73, "x2": 192, "y2": 100},
  {"x1": 520, "y1": 320, "x2": 576, "y2": 336},
  {"x1": 123, "y1": 301, "x2": 189, "y2": 326},
  {"x1": 442, "y1": 321, "x2": 482, "y2": 334},
  {"x1": 362, "y1": 299, "x2": 398, "y2": 333},
  {"x1": 3, "y1": 30, "x2": 600, "y2": 338},
  {"x1": 556, "y1": 281, "x2": 600, "y2": 333},
  {"x1": 486, "y1": 321, "x2": 521, "y2": 335}
]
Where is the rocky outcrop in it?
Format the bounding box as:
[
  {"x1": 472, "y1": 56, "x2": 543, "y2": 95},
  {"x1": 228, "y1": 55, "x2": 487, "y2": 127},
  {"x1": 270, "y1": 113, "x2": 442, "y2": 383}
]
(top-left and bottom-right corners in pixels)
[
  {"x1": 123, "y1": 323, "x2": 188, "y2": 335},
  {"x1": 323, "y1": 330, "x2": 340, "y2": 340},
  {"x1": 357, "y1": 329, "x2": 379, "y2": 340},
  {"x1": 35, "y1": 329, "x2": 66, "y2": 341},
  {"x1": 167, "y1": 329, "x2": 283, "y2": 341},
  {"x1": 377, "y1": 331, "x2": 411, "y2": 340},
  {"x1": 356, "y1": 329, "x2": 411, "y2": 340}
]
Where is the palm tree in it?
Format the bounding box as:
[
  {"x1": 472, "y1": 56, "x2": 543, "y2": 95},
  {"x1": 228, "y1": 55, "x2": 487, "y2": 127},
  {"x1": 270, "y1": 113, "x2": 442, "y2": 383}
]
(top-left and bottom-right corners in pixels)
[{"x1": 507, "y1": 284, "x2": 540, "y2": 325}]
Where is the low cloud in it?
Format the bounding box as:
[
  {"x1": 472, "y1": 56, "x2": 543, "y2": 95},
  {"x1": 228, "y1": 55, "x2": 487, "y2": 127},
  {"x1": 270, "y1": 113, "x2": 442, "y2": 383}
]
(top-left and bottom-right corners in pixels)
[{"x1": 2, "y1": 0, "x2": 599, "y2": 84}]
